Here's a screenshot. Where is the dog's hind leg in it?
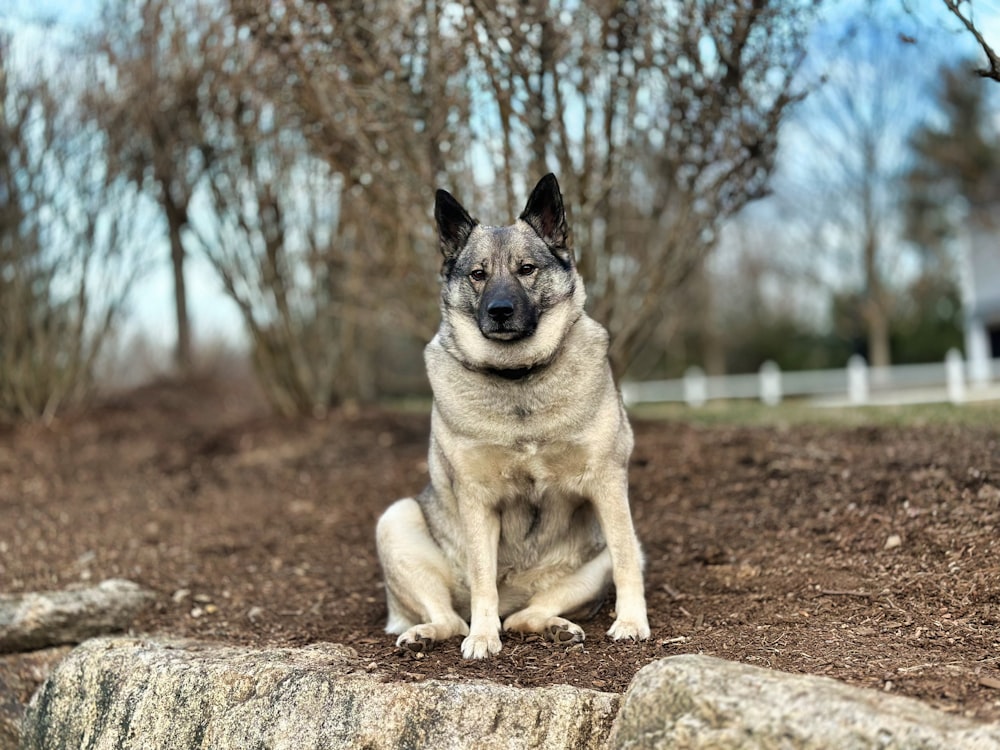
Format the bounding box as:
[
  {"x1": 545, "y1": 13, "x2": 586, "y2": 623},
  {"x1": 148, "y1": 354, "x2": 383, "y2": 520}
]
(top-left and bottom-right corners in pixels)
[
  {"x1": 502, "y1": 549, "x2": 612, "y2": 645},
  {"x1": 375, "y1": 497, "x2": 469, "y2": 652}
]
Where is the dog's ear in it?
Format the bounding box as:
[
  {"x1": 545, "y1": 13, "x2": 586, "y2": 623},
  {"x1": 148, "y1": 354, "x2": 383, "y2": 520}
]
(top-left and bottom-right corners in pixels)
[
  {"x1": 435, "y1": 189, "x2": 477, "y2": 264},
  {"x1": 520, "y1": 173, "x2": 571, "y2": 266}
]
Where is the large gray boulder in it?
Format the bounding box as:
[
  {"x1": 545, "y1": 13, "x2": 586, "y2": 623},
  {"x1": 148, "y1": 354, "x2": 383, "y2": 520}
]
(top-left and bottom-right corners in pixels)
[
  {"x1": 19, "y1": 640, "x2": 1000, "y2": 749},
  {"x1": 20, "y1": 637, "x2": 620, "y2": 750},
  {"x1": 608, "y1": 654, "x2": 1000, "y2": 750}
]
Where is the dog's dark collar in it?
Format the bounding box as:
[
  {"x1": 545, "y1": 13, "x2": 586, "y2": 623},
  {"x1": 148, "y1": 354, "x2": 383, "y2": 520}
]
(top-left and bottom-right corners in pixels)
[
  {"x1": 485, "y1": 365, "x2": 537, "y2": 381},
  {"x1": 445, "y1": 337, "x2": 557, "y2": 381},
  {"x1": 455, "y1": 359, "x2": 545, "y2": 381}
]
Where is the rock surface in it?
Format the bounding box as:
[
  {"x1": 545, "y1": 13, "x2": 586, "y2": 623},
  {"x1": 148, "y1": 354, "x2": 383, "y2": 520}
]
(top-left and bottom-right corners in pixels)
[
  {"x1": 0, "y1": 647, "x2": 69, "y2": 748},
  {"x1": 20, "y1": 637, "x2": 620, "y2": 750},
  {"x1": 18, "y1": 639, "x2": 1000, "y2": 750},
  {"x1": 0, "y1": 580, "x2": 155, "y2": 653},
  {"x1": 609, "y1": 654, "x2": 1000, "y2": 749}
]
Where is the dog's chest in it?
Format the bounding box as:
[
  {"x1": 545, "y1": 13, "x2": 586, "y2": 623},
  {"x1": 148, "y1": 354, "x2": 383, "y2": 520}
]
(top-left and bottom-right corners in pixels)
[
  {"x1": 464, "y1": 435, "x2": 590, "y2": 492},
  {"x1": 495, "y1": 487, "x2": 595, "y2": 567}
]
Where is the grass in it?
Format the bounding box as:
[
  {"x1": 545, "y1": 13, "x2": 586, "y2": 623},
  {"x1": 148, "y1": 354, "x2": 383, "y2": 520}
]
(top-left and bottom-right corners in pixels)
[
  {"x1": 629, "y1": 398, "x2": 1000, "y2": 428},
  {"x1": 383, "y1": 394, "x2": 1000, "y2": 428}
]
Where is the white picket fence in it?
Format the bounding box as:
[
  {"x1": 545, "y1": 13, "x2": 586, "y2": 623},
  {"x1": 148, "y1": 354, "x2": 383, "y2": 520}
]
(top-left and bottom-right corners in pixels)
[{"x1": 622, "y1": 350, "x2": 1000, "y2": 408}]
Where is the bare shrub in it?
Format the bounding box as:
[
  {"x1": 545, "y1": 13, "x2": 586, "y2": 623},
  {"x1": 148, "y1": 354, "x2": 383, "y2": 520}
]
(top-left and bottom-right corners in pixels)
[
  {"x1": 231, "y1": 0, "x2": 818, "y2": 379},
  {"x1": 0, "y1": 34, "x2": 143, "y2": 422}
]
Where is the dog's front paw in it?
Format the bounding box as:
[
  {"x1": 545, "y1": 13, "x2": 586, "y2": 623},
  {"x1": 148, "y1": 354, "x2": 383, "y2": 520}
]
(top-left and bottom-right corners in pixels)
[
  {"x1": 607, "y1": 615, "x2": 650, "y2": 642},
  {"x1": 395, "y1": 618, "x2": 470, "y2": 654},
  {"x1": 461, "y1": 631, "x2": 502, "y2": 659}
]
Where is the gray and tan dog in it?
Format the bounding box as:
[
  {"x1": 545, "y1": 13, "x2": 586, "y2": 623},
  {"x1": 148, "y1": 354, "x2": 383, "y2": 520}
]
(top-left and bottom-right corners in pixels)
[{"x1": 376, "y1": 174, "x2": 649, "y2": 659}]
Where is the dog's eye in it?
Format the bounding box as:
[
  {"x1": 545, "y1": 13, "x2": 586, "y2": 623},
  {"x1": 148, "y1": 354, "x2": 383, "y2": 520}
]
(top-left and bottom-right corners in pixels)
[
  {"x1": 469, "y1": 269, "x2": 487, "y2": 282},
  {"x1": 517, "y1": 263, "x2": 536, "y2": 276}
]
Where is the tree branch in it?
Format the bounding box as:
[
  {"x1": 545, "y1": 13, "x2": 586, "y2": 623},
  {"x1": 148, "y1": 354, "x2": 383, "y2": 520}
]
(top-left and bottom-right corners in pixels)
[{"x1": 943, "y1": 0, "x2": 1000, "y2": 82}]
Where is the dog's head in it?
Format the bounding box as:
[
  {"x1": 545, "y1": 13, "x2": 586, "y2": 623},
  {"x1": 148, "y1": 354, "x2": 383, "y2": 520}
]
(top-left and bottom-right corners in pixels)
[{"x1": 434, "y1": 174, "x2": 584, "y2": 372}]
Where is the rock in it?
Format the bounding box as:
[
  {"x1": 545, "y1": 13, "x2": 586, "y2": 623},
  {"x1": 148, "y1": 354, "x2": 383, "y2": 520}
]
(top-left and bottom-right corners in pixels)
[
  {"x1": 884, "y1": 533, "x2": 903, "y2": 550},
  {"x1": 19, "y1": 640, "x2": 1000, "y2": 749},
  {"x1": 608, "y1": 654, "x2": 1000, "y2": 749},
  {"x1": 0, "y1": 580, "x2": 155, "y2": 653},
  {"x1": 0, "y1": 647, "x2": 70, "y2": 748},
  {"x1": 20, "y1": 637, "x2": 620, "y2": 750}
]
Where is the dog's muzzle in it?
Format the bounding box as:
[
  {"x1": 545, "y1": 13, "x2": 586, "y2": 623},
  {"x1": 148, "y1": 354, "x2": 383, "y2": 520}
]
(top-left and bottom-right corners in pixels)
[{"x1": 479, "y1": 282, "x2": 537, "y2": 341}]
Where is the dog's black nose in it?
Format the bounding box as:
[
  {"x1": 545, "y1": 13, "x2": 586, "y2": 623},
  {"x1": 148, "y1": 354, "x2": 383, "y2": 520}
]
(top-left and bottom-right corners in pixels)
[{"x1": 487, "y1": 299, "x2": 515, "y2": 322}]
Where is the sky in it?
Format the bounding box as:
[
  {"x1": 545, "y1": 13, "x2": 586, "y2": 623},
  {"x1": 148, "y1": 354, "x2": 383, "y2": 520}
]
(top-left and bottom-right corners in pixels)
[
  {"x1": 3, "y1": 0, "x2": 1000, "y2": 370},
  {"x1": 734, "y1": 0, "x2": 1000, "y2": 321}
]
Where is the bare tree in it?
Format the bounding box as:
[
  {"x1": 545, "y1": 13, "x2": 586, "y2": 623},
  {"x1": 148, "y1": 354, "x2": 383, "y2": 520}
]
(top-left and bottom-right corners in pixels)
[
  {"x1": 188, "y1": 49, "x2": 360, "y2": 414},
  {"x1": 0, "y1": 32, "x2": 143, "y2": 422},
  {"x1": 85, "y1": 0, "x2": 220, "y2": 374},
  {"x1": 769, "y1": 11, "x2": 931, "y2": 370},
  {"x1": 216, "y1": 0, "x2": 480, "y2": 406},
  {"x1": 230, "y1": 0, "x2": 471, "y2": 322},
  {"x1": 78, "y1": 0, "x2": 458, "y2": 411}
]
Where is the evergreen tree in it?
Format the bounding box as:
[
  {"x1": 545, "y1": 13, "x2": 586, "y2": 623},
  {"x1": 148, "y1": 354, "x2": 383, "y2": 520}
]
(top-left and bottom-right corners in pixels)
[
  {"x1": 903, "y1": 60, "x2": 999, "y2": 364},
  {"x1": 906, "y1": 61, "x2": 1000, "y2": 248}
]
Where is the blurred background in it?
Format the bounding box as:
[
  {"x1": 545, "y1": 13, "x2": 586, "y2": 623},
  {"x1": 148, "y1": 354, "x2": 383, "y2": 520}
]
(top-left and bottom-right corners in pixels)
[{"x1": 1, "y1": 0, "x2": 998, "y2": 420}]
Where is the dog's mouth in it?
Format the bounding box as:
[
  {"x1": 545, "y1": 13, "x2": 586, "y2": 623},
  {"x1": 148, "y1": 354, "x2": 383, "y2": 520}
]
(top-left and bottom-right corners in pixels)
[
  {"x1": 478, "y1": 308, "x2": 538, "y2": 342},
  {"x1": 481, "y1": 327, "x2": 533, "y2": 342}
]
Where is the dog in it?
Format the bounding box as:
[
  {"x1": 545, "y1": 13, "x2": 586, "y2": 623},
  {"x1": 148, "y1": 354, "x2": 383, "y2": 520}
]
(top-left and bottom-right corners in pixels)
[{"x1": 376, "y1": 173, "x2": 649, "y2": 659}]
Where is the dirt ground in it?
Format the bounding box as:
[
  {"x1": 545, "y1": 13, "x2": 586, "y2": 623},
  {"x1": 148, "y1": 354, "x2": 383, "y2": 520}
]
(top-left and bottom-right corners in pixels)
[{"x1": 2, "y1": 376, "x2": 1000, "y2": 724}]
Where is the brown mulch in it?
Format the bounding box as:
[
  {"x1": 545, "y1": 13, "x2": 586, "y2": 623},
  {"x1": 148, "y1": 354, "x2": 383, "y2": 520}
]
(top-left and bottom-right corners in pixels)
[{"x1": 2, "y1": 377, "x2": 999, "y2": 723}]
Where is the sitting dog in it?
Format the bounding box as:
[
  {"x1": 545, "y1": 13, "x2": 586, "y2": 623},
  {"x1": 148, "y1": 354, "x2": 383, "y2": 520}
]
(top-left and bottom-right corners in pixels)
[{"x1": 376, "y1": 174, "x2": 649, "y2": 659}]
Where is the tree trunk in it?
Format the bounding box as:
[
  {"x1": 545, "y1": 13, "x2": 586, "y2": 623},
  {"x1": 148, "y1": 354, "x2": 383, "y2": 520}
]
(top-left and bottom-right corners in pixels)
[
  {"x1": 163, "y1": 192, "x2": 192, "y2": 374},
  {"x1": 861, "y1": 177, "x2": 890, "y2": 371},
  {"x1": 865, "y1": 305, "x2": 891, "y2": 369}
]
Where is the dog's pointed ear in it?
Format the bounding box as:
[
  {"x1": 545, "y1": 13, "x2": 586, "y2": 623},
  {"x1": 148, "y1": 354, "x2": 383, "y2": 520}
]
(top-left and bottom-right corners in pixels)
[
  {"x1": 435, "y1": 189, "x2": 477, "y2": 263},
  {"x1": 520, "y1": 173, "x2": 571, "y2": 266}
]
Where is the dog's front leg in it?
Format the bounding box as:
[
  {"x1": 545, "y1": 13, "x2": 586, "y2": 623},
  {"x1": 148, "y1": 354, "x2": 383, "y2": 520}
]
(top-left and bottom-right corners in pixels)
[
  {"x1": 592, "y1": 471, "x2": 650, "y2": 642},
  {"x1": 458, "y1": 491, "x2": 503, "y2": 659}
]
